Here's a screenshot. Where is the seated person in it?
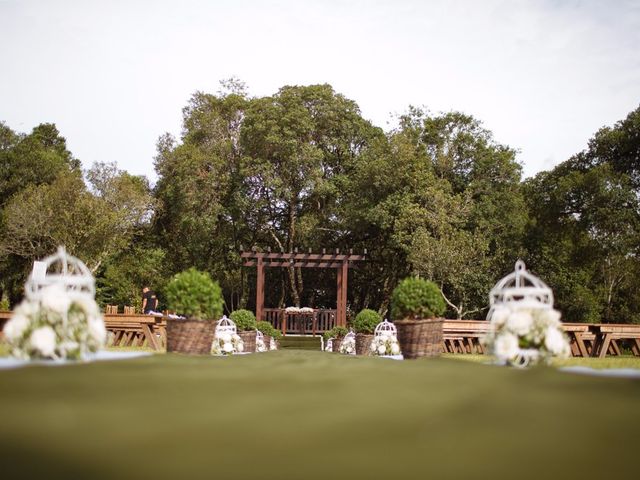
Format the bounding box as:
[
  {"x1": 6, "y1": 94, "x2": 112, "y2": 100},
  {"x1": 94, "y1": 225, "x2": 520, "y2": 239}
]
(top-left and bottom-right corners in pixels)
[{"x1": 142, "y1": 287, "x2": 158, "y2": 314}]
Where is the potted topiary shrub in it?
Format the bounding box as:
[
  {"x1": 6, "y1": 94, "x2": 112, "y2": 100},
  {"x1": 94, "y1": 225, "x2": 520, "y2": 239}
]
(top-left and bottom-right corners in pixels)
[
  {"x1": 391, "y1": 277, "x2": 446, "y2": 359},
  {"x1": 165, "y1": 268, "x2": 224, "y2": 354},
  {"x1": 230, "y1": 309, "x2": 258, "y2": 352},
  {"x1": 329, "y1": 326, "x2": 348, "y2": 353},
  {"x1": 257, "y1": 320, "x2": 281, "y2": 351},
  {"x1": 352, "y1": 309, "x2": 382, "y2": 355}
]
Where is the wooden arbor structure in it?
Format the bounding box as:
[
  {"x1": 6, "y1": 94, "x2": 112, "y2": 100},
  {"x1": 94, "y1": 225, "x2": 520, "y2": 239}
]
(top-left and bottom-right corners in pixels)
[{"x1": 241, "y1": 249, "x2": 366, "y2": 328}]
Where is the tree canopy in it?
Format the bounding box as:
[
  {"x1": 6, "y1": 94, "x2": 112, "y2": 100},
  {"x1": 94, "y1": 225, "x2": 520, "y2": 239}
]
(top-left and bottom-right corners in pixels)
[{"x1": 1, "y1": 87, "x2": 638, "y2": 324}]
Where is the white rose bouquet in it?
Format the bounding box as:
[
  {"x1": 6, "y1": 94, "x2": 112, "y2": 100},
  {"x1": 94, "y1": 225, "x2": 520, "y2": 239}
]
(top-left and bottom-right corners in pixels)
[
  {"x1": 369, "y1": 333, "x2": 401, "y2": 356},
  {"x1": 211, "y1": 331, "x2": 244, "y2": 355},
  {"x1": 482, "y1": 305, "x2": 571, "y2": 366},
  {"x1": 339, "y1": 335, "x2": 356, "y2": 355},
  {"x1": 4, "y1": 284, "x2": 106, "y2": 360},
  {"x1": 256, "y1": 335, "x2": 267, "y2": 353}
]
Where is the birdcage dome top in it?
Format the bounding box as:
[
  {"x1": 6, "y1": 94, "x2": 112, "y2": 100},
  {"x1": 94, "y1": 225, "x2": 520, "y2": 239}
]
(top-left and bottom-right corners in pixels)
[
  {"x1": 489, "y1": 260, "x2": 553, "y2": 309},
  {"x1": 343, "y1": 330, "x2": 356, "y2": 341},
  {"x1": 216, "y1": 316, "x2": 237, "y2": 334},
  {"x1": 374, "y1": 320, "x2": 397, "y2": 337},
  {"x1": 25, "y1": 246, "x2": 95, "y2": 301}
]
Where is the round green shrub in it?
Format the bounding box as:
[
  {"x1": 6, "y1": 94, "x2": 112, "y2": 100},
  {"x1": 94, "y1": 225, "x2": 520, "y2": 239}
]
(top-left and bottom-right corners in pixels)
[
  {"x1": 331, "y1": 326, "x2": 348, "y2": 338},
  {"x1": 165, "y1": 268, "x2": 224, "y2": 320},
  {"x1": 256, "y1": 320, "x2": 274, "y2": 336},
  {"x1": 390, "y1": 277, "x2": 446, "y2": 320},
  {"x1": 229, "y1": 309, "x2": 257, "y2": 332},
  {"x1": 352, "y1": 309, "x2": 382, "y2": 333}
]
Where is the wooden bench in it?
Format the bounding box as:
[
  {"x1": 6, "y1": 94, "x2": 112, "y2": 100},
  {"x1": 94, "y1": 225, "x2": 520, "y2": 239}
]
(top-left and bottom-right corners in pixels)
[
  {"x1": 103, "y1": 314, "x2": 166, "y2": 351},
  {"x1": 442, "y1": 320, "x2": 491, "y2": 354},
  {"x1": 590, "y1": 324, "x2": 640, "y2": 358}
]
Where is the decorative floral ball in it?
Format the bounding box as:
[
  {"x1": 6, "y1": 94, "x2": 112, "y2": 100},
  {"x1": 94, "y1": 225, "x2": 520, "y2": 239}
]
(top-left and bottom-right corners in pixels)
[{"x1": 4, "y1": 283, "x2": 106, "y2": 360}]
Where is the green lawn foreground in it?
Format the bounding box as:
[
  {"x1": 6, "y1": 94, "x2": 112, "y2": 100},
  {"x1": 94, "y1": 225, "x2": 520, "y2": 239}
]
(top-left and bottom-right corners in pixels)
[{"x1": 0, "y1": 351, "x2": 639, "y2": 480}]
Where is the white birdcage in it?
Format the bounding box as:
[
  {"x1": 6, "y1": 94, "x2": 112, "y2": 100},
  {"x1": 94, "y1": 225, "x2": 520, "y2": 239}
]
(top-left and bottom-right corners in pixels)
[
  {"x1": 343, "y1": 331, "x2": 356, "y2": 342},
  {"x1": 25, "y1": 246, "x2": 95, "y2": 301},
  {"x1": 325, "y1": 338, "x2": 333, "y2": 352},
  {"x1": 488, "y1": 260, "x2": 553, "y2": 317},
  {"x1": 215, "y1": 316, "x2": 237, "y2": 335},
  {"x1": 374, "y1": 320, "x2": 397, "y2": 338}
]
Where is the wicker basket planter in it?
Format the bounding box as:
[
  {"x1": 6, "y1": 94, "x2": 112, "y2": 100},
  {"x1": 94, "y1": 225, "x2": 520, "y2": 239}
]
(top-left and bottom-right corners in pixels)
[
  {"x1": 355, "y1": 333, "x2": 374, "y2": 355},
  {"x1": 166, "y1": 318, "x2": 216, "y2": 355},
  {"x1": 395, "y1": 318, "x2": 444, "y2": 359},
  {"x1": 332, "y1": 337, "x2": 343, "y2": 353},
  {"x1": 238, "y1": 330, "x2": 257, "y2": 353}
]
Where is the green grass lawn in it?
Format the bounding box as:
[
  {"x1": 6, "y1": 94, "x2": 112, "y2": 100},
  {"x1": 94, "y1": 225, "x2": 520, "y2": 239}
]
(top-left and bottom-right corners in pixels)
[{"x1": 1, "y1": 350, "x2": 639, "y2": 479}]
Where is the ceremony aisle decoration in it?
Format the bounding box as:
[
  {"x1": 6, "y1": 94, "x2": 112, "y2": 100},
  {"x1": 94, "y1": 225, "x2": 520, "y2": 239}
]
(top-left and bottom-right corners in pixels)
[
  {"x1": 255, "y1": 329, "x2": 267, "y2": 352},
  {"x1": 339, "y1": 330, "x2": 356, "y2": 355},
  {"x1": 353, "y1": 309, "x2": 382, "y2": 355},
  {"x1": 369, "y1": 320, "x2": 402, "y2": 357},
  {"x1": 3, "y1": 246, "x2": 107, "y2": 360},
  {"x1": 211, "y1": 316, "x2": 244, "y2": 355},
  {"x1": 257, "y1": 321, "x2": 281, "y2": 351},
  {"x1": 165, "y1": 268, "x2": 224, "y2": 354},
  {"x1": 325, "y1": 326, "x2": 348, "y2": 353},
  {"x1": 482, "y1": 261, "x2": 571, "y2": 367},
  {"x1": 229, "y1": 309, "x2": 258, "y2": 352},
  {"x1": 391, "y1": 277, "x2": 446, "y2": 359}
]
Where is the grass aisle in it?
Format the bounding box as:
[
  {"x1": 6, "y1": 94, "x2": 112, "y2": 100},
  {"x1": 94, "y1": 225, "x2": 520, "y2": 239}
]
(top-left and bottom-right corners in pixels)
[{"x1": 0, "y1": 351, "x2": 638, "y2": 479}]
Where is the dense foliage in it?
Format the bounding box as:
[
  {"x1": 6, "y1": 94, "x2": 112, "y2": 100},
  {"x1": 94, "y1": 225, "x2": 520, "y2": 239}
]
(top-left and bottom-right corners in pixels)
[
  {"x1": 390, "y1": 277, "x2": 446, "y2": 320},
  {"x1": 1, "y1": 84, "x2": 638, "y2": 324},
  {"x1": 165, "y1": 268, "x2": 224, "y2": 320},
  {"x1": 352, "y1": 309, "x2": 382, "y2": 333},
  {"x1": 229, "y1": 309, "x2": 257, "y2": 332}
]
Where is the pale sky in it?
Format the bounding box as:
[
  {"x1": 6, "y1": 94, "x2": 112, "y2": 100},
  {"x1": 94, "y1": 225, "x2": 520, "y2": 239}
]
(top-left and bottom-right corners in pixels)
[{"x1": 1, "y1": 0, "x2": 639, "y2": 181}]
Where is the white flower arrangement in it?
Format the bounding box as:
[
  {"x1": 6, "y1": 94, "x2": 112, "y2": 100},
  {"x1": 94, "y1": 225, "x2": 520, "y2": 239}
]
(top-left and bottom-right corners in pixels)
[
  {"x1": 324, "y1": 338, "x2": 333, "y2": 352},
  {"x1": 211, "y1": 331, "x2": 244, "y2": 355},
  {"x1": 269, "y1": 336, "x2": 278, "y2": 351},
  {"x1": 339, "y1": 335, "x2": 356, "y2": 355},
  {"x1": 284, "y1": 306, "x2": 314, "y2": 314},
  {"x1": 369, "y1": 332, "x2": 401, "y2": 356},
  {"x1": 4, "y1": 284, "x2": 106, "y2": 360},
  {"x1": 482, "y1": 305, "x2": 571, "y2": 367},
  {"x1": 256, "y1": 335, "x2": 267, "y2": 353}
]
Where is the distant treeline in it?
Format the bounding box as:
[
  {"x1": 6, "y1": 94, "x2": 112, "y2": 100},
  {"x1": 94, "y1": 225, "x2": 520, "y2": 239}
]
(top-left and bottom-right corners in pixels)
[{"x1": 1, "y1": 82, "x2": 638, "y2": 323}]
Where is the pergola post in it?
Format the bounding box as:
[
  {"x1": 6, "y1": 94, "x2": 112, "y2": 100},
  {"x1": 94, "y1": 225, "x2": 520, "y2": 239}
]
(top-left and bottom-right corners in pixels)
[
  {"x1": 256, "y1": 256, "x2": 265, "y2": 322},
  {"x1": 341, "y1": 259, "x2": 348, "y2": 327},
  {"x1": 336, "y1": 265, "x2": 344, "y2": 327}
]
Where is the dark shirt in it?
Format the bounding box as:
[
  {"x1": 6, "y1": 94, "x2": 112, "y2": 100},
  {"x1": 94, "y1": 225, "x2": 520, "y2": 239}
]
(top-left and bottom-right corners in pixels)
[{"x1": 142, "y1": 290, "x2": 158, "y2": 313}]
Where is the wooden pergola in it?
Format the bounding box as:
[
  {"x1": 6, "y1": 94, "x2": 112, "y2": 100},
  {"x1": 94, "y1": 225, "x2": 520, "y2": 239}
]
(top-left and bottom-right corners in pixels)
[{"x1": 241, "y1": 249, "x2": 366, "y2": 327}]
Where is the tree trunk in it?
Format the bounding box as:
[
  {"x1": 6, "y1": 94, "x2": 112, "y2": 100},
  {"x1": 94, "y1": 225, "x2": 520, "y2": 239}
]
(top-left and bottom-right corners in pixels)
[{"x1": 286, "y1": 198, "x2": 301, "y2": 306}]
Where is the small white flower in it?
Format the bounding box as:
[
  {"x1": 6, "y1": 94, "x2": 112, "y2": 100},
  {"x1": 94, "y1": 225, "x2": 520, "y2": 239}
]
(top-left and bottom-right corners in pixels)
[
  {"x1": 506, "y1": 311, "x2": 533, "y2": 336},
  {"x1": 544, "y1": 327, "x2": 569, "y2": 357},
  {"x1": 29, "y1": 326, "x2": 57, "y2": 357},
  {"x1": 3, "y1": 313, "x2": 30, "y2": 342},
  {"x1": 88, "y1": 318, "x2": 107, "y2": 345},
  {"x1": 74, "y1": 297, "x2": 101, "y2": 317},
  {"x1": 220, "y1": 332, "x2": 232, "y2": 343},
  {"x1": 493, "y1": 332, "x2": 519, "y2": 360},
  {"x1": 391, "y1": 343, "x2": 400, "y2": 355},
  {"x1": 222, "y1": 342, "x2": 233, "y2": 353},
  {"x1": 377, "y1": 345, "x2": 386, "y2": 355},
  {"x1": 237, "y1": 342, "x2": 244, "y2": 352},
  {"x1": 490, "y1": 306, "x2": 510, "y2": 326},
  {"x1": 40, "y1": 284, "x2": 71, "y2": 314},
  {"x1": 13, "y1": 300, "x2": 39, "y2": 317}
]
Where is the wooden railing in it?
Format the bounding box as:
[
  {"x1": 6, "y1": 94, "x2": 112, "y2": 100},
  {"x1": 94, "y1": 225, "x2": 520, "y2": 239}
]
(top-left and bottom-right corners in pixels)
[{"x1": 263, "y1": 308, "x2": 337, "y2": 336}]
